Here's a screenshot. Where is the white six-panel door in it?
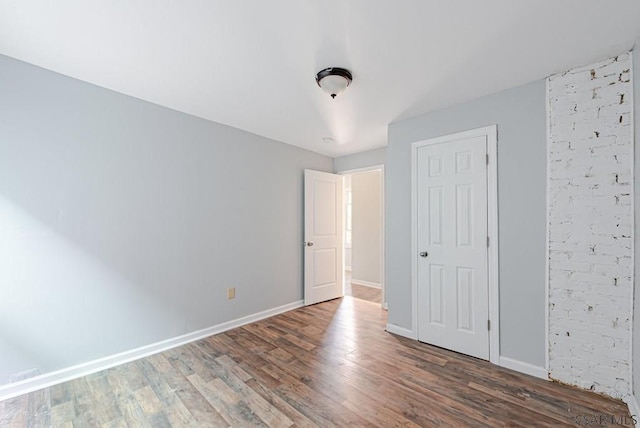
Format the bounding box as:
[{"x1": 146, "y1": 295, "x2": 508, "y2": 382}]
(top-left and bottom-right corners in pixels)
[
  {"x1": 304, "y1": 170, "x2": 344, "y2": 306},
  {"x1": 416, "y1": 135, "x2": 489, "y2": 360}
]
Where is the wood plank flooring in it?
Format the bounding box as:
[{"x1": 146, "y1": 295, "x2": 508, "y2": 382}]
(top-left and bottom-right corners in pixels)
[
  {"x1": 0, "y1": 297, "x2": 630, "y2": 427},
  {"x1": 344, "y1": 271, "x2": 382, "y2": 304},
  {"x1": 345, "y1": 282, "x2": 381, "y2": 304}
]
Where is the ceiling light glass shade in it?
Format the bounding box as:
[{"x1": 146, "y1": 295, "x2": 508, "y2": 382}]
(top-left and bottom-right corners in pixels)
[
  {"x1": 319, "y1": 75, "x2": 349, "y2": 98},
  {"x1": 316, "y1": 67, "x2": 352, "y2": 99}
]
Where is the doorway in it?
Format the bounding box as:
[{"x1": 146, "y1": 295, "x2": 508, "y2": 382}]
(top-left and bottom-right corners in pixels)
[{"x1": 340, "y1": 166, "x2": 385, "y2": 308}]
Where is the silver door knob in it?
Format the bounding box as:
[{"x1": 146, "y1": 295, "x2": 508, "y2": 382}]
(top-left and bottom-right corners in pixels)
[
  {"x1": 419, "y1": 251, "x2": 428, "y2": 258},
  {"x1": 305, "y1": 242, "x2": 314, "y2": 247}
]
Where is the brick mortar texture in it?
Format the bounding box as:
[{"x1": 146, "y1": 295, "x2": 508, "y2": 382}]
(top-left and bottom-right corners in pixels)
[{"x1": 548, "y1": 52, "x2": 632, "y2": 399}]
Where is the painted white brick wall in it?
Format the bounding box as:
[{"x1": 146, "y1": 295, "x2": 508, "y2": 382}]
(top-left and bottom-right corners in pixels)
[{"x1": 548, "y1": 53, "x2": 633, "y2": 399}]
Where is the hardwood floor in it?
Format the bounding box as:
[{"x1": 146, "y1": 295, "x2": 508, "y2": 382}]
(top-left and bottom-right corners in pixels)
[
  {"x1": 0, "y1": 297, "x2": 630, "y2": 427},
  {"x1": 345, "y1": 282, "x2": 381, "y2": 304},
  {"x1": 344, "y1": 271, "x2": 382, "y2": 304}
]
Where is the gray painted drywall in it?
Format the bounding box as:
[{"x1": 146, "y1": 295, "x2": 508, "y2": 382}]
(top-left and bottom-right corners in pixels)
[
  {"x1": 633, "y1": 45, "x2": 640, "y2": 400},
  {"x1": 334, "y1": 147, "x2": 386, "y2": 172},
  {"x1": 0, "y1": 55, "x2": 332, "y2": 384},
  {"x1": 351, "y1": 171, "x2": 382, "y2": 285},
  {"x1": 387, "y1": 80, "x2": 547, "y2": 367}
]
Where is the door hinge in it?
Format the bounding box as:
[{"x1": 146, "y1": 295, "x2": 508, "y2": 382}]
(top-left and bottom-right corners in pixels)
[
  {"x1": 486, "y1": 154, "x2": 489, "y2": 165},
  {"x1": 488, "y1": 320, "x2": 491, "y2": 331},
  {"x1": 487, "y1": 236, "x2": 489, "y2": 247}
]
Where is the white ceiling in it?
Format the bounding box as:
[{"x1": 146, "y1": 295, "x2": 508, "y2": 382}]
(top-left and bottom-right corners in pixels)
[{"x1": 1, "y1": 1, "x2": 640, "y2": 157}]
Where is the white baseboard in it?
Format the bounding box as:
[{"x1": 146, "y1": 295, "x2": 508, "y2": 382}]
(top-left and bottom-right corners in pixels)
[
  {"x1": 499, "y1": 356, "x2": 548, "y2": 380},
  {"x1": 0, "y1": 300, "x2": 304, "y2": 402},
  {"x1": 386, "y1": 323, "x2": 417, "y2": 340},
  {"x1": 351, "y1": 279, "x2": 381, "y2": 289},
  {"x1": 625, "y1": 394, "x2": 640, "y2": 420},
  {"x1": 386, "y1": 330, "x2": 548, "y2": 381}
]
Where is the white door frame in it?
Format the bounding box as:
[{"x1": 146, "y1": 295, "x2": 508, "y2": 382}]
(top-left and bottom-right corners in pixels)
[
  {"x1": 338, "y1": 165, "x2": 386, "y2": 309},
  {"x1": 411, "y1": 125, "x2": 499, "y2": 364}
]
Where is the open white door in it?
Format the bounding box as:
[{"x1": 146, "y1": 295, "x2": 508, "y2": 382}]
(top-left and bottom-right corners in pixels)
[{"x1": 304, "y1": 170, "x2": 344, "y2": 306}]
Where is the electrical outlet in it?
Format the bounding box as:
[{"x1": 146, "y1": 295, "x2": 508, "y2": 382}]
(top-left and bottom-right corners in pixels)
[{"x1": 227, "y1": 287, "x2": 235, "y2": 300}]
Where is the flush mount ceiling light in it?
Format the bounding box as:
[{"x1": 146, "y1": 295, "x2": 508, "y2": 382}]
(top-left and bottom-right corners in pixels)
[{"x1": 315, "y1": 67, "x2": 352, "y2": 99}]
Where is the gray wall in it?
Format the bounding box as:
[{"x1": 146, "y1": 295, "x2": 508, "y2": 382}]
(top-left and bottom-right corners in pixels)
[
  {"x1": 387, "y1": 80, "x2": 547, "y2": 367},
  {"x1": 0, "y1": 55, "x2": 332, "y2": 384},
  {"x1": 334, "y1": 147, "x2": 386, "y2": 172},
  {"x1": 633, "y1": 43, "x2": 640, "y2": 400}
]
